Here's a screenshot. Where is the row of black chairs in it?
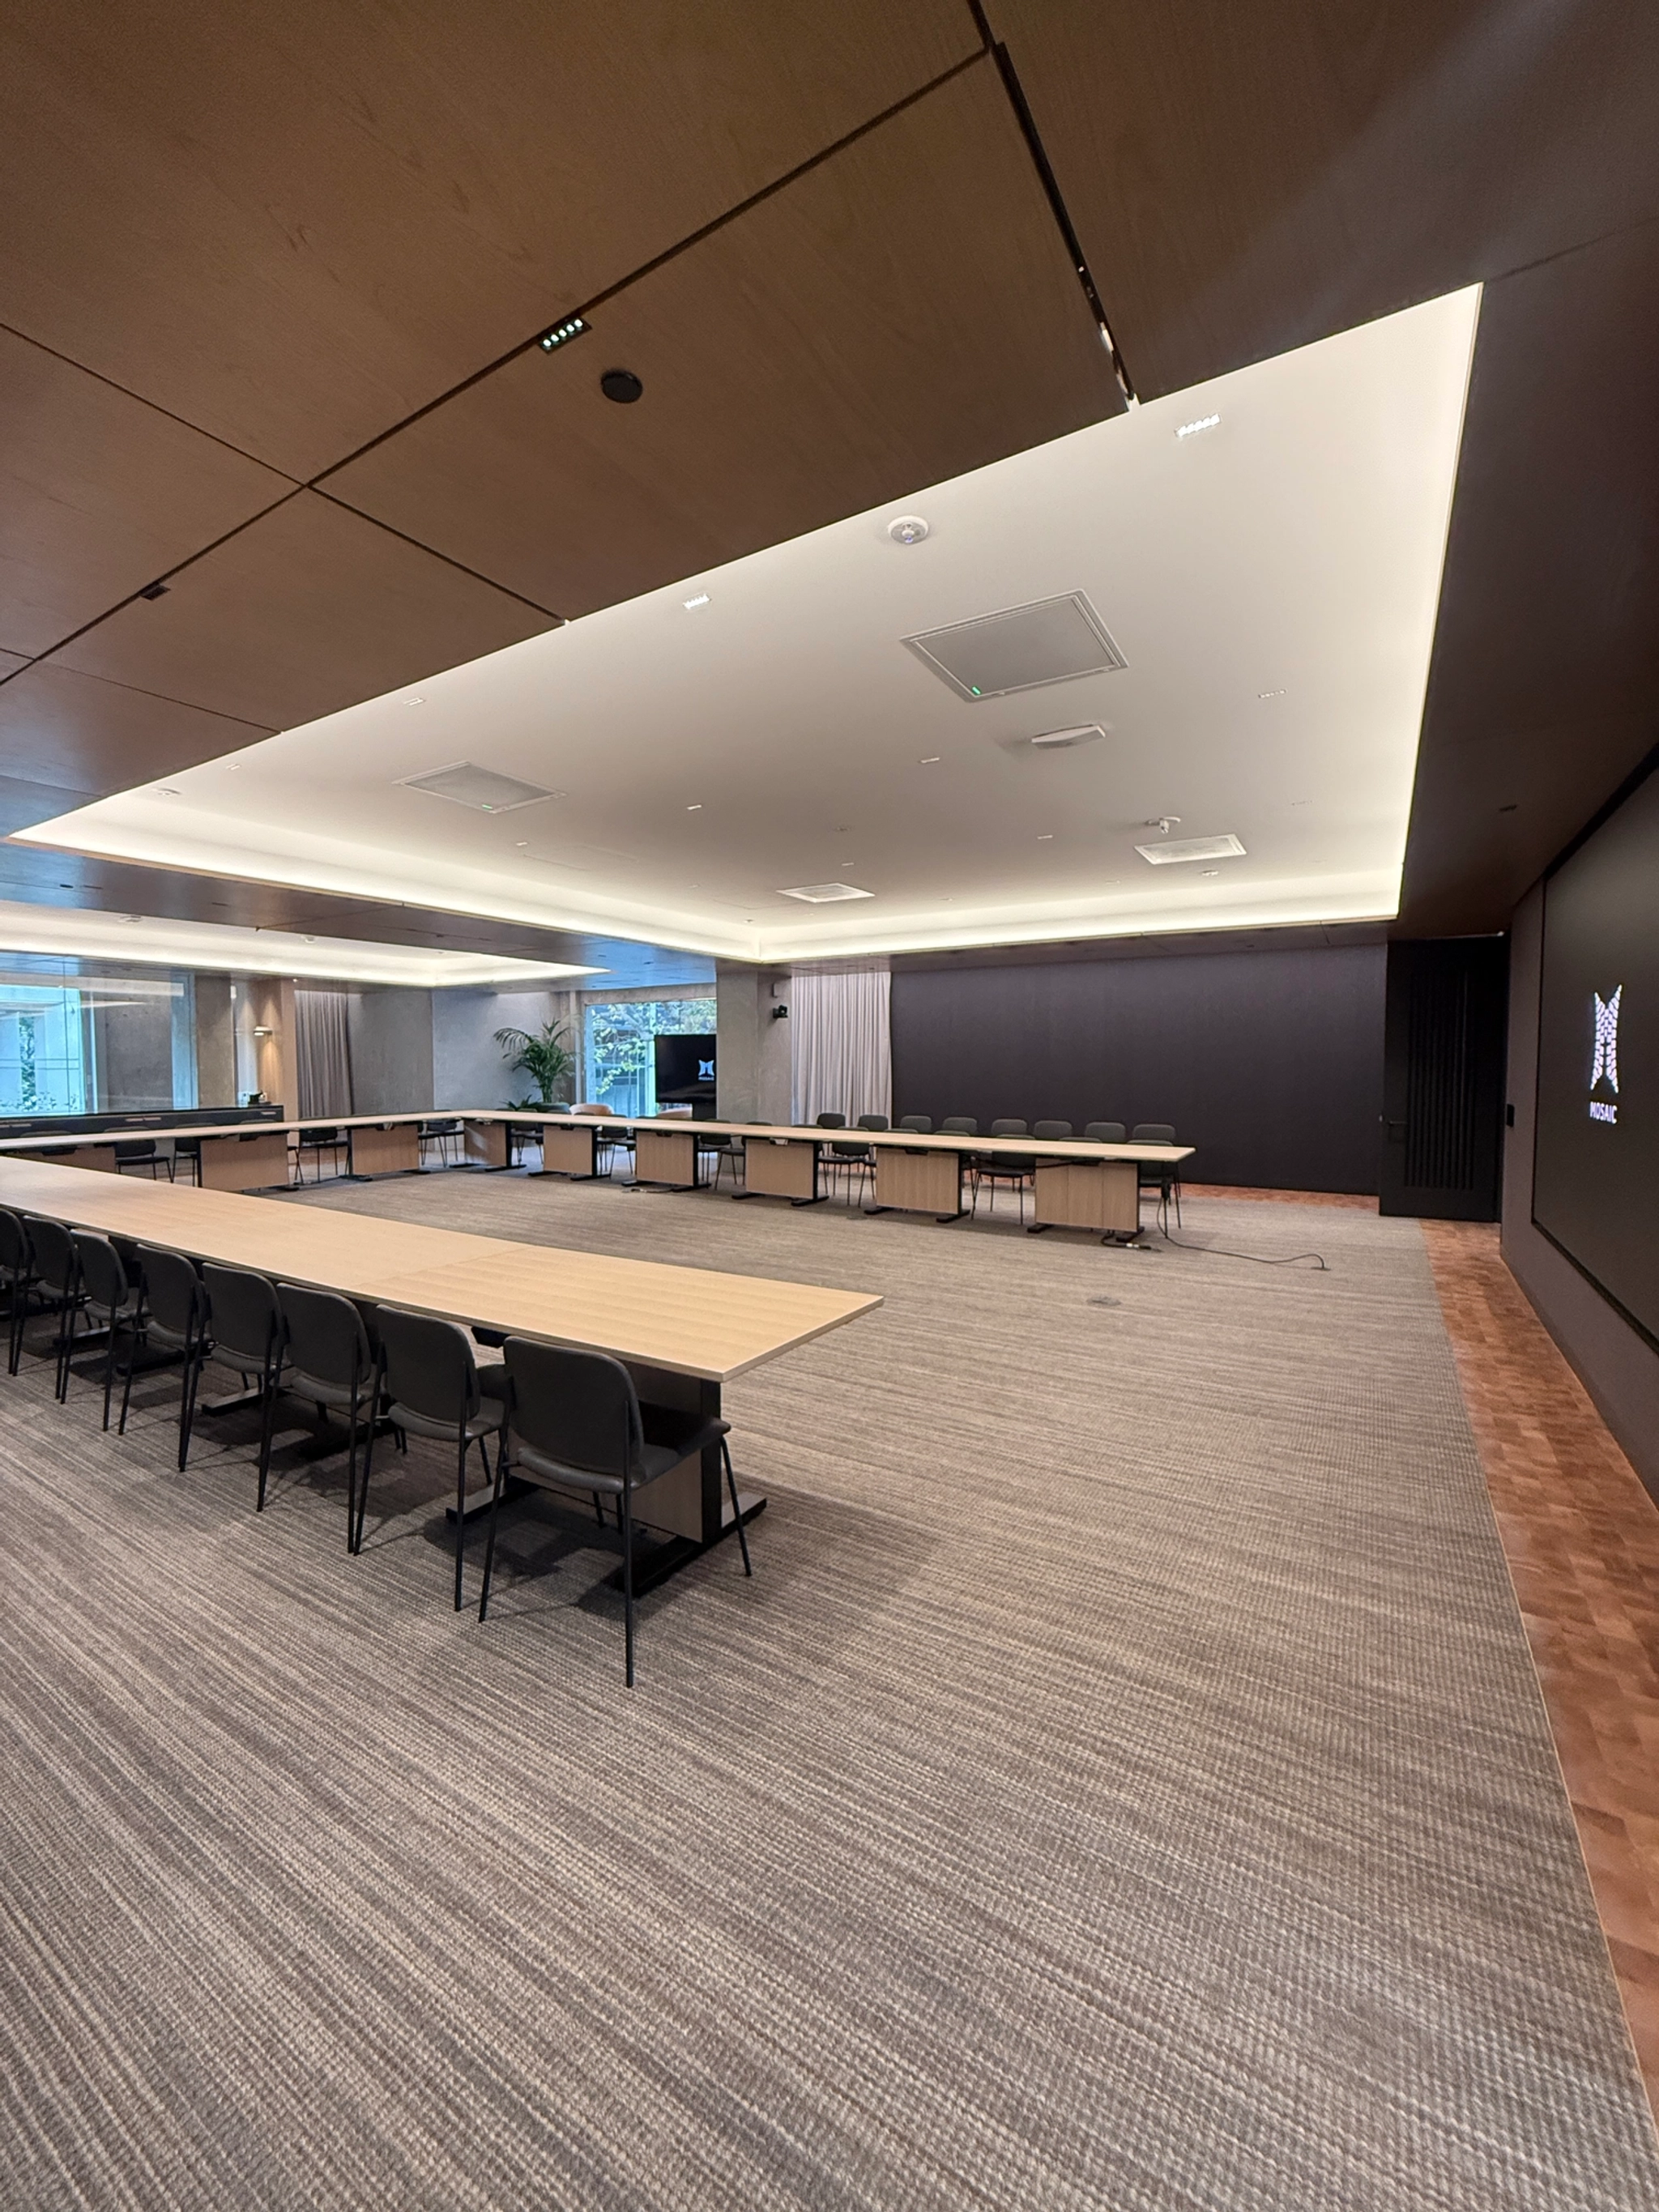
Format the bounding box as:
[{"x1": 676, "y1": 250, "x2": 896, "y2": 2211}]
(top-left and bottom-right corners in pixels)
[
  {"x1": 808, "y1": 1113, "x2": 1182, "y2": 1224},
  {"x1": 0, "y1": 1207, "x2": 749, "y2": 1686}
]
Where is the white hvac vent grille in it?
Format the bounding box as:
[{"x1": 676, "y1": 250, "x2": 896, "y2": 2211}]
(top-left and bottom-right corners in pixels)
[
  {"x1": 777, "y1": 883, "x2": 873, "y2": 903},
  {"x1": 904, "y1": 593, "x2": 1126, "y2": 701},
  {"x1": 1135, "y1": 833, "x2": 1247, "y2": 865},
  {"x1": 399, "y1": 761, "x2": 557, "y2": 813}
]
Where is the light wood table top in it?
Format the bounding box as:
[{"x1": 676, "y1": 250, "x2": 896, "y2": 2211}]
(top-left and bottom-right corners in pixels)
[
  {"x1": 0, "y1": 1110, "x2": 1192, "y2": 1167},
  {"x1": 0, "y1": 1157, "x2": 880, "y2": 1383}
]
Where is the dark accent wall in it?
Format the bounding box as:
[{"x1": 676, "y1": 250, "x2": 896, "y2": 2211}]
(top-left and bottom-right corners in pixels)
[
  {"x1": 890, "y1": 942, "x2": 1385, "y2": 1192},
  {"x1": 1503, "y1": 882, "x2": 1659, "y2": 1498},
  {"x1": 1378, "y1": 938, "x2": 1508, "y2": 1221}
]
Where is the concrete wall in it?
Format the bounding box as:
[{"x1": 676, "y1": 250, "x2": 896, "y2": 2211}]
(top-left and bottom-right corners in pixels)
[
  {"x1": 194, "y1": 974, "x2": 236, "y2": 1105},
  {"x1": 1502, "y1": 880, "x2": 1659, "y2": 1495},
  {"x1": 91, "y1": 985, "x2": 177, "y2": 1111},
  {"x1": 432, "y1": 988, "x2": 581, "y2": 1110},
  {"x1": 715, "y1": 961, "x2": 791, "y2": 1123},
  {"x1": 348, "y1": 987, "x2": 434, "y2": 1115}
]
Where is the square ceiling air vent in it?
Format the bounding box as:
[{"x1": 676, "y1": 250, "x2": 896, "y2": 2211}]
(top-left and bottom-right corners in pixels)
[
  {"x1": 904, "y1": 593, "x2": 1126, "y2": 701},
  {"x1": 778, "y1": 882, "x2": 873, "y2": 903},
  {"x1": 1135, "y1": 833, "x2": 1247, "y2": 865},
  {"x1": 399, "y1": 761, "x2": 557, "y2": 813}
]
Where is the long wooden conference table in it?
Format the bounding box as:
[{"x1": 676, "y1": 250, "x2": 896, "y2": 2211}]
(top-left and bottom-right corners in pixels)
[
  {"x1": 0, "y1": 1110, "x2": 1192, "y2": 1238},
  {"x1": 0, "y1": 1155, "x2": 880, "y2": 1563}
]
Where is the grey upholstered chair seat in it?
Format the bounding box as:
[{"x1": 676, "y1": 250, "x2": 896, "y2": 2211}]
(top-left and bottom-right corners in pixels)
[
  {"x1": 513, "y1": 1405, "x2": 729, "y2": 1499},
  {"x1": 385, "y1": 1364, "x2": 509, "y2": 1445}
]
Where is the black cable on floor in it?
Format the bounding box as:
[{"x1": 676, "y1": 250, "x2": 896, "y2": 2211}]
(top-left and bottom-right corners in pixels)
[{"x1": 1149, "y1": 1193, "x2": 1328, "y2": 1269}]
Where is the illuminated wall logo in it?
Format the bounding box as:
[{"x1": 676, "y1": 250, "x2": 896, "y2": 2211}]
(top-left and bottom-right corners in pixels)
[
  {"x1": 1589, "y1": 984, "x2": 1622, "y2": 1123},
  {"x1": 697, "y1": 1059, "x2": 714, "y2": 1083}
]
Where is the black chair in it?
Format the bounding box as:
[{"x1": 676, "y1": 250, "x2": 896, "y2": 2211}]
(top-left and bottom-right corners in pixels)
[
  {"x1": 940, "y1": 1115, "x2": 978, "y2": 1136},
  {"x1": 812, "y1": 1111, "x2": 867, "y2": 1202},
  {"x1": 114, "y1": 1139, "x2": 173, "y2": 1181},
  {"x1": 173, "y1": 1137, "x2": 203, "y2": 1187},
  {"x1": 1132, "y1": 1123, "x2": 1183, "y2": 1225},
  {"x1": 418, "y1": 1118, "x2": 464, "y2": 1170},
  {"x1": 1032, "y1": 1119, "x2": 1073, "y2": 1140},
  {"x1": 972, "y1": 1120, "x2": 1036, "y2": 1221},
  {"x1": 133, "y1": 1244, "x2": 213, "y2": 1468},
  {"x1": 360, "y1": 1307, "x2": 509, "y2": 1607},
  {"x1": 0, "y1": 1208, "x2": 45, "y2": 1377},
  {"x1": 1085, "y1": 1121, "x2": 1126, "y2": 1144},
  {"x1": 23, "y1": 1215, "x2": 87, "y2": 1402},
  {"x1": 297, "y1": 1126, "x2": 348, "y2": 1182},
  {"x1": 275, "y1": 1283, "x2": 377, "y2": 1546},
  {"x1": 897, "y1": 1115, "x2": 932, "y2": 1133},
  {"x1": 480, "y1": 1339, "x2": 752, "y2": 1687},
  {"x1": 69, "y1": 1231, "x2": 141, "y2": 1431},
  {"x1": 697, "y1": 1130, "x2": 744, "y2": 1195},
  {"x1": 200, "y1": 1264, "x2": 286, "y2": 1501},
  {"x1": 507, "y1": 1121, "x2": 543, "y2": 1168}
]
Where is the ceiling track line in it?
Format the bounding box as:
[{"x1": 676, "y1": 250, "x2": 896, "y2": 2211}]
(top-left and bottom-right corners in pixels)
[
  {"x1": 306, "y1": 488, "x2": 563, "y2": 619},
  {"x1": 0, "y1": 487, "x2": 305, "y2": 692},
  {"x1": 967, "y1": 3, "x2": 1138, "y2": 407},
  {"x1": 308, "y1": 49, "x2": 989, "y2": 491}
]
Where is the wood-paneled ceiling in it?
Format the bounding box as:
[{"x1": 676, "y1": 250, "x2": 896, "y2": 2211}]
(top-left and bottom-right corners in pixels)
[{"x1": 2, "y1": 0, "x2": 1656, "y2": 951}]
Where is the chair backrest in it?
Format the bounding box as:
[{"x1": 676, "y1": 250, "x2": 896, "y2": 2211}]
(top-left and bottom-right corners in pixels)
[
  {"x1": 202, "y1": 1264, "x2": 281, "y2": 1370},
  {"x1": 503, "y1": 1338, "x2": 641, "y2": 1479},
  {"x1": 989, "y1": 1119, "x2": 1028, "y2": 1138},
  {"x1": 70, "y1": 1230, "x2": 128, "y2": 1315},
  {"x1": 1032, "y1": 1119, "x2": 1073, "y2": 1140},
  {"x1": 23, "y1": 1215, "x2": 76, "y2": 1294},
  {"x1": 278, "y1": 1282, "x2": 371, "y2": 1390},
  {"x1": 113, "y1": 1140, "x2": 155, "y2": 1162},
  {"x1": 375, "y1": 1306, "x2": 480, "y2": 1427},
  {"x1": 856, "y1": 1114, "x2": 890, "y2": 1132},
  {"x1": 1132, "y1": 1122, "x2": 1177, "y2": 1145},
  {"x1": 1084, "y1": 1121, "x2": 1126, "y2": 1144},
  {"x1": 576, "y1": 1102, "x2": 615, "y2": 1116},
  {"x1": 301, "y1": 1125, "x2": 339, "y2": 1144},
  {"x1": 138, "y1": 1245, "x2": 206, "y2": 1340},
  {"x1": 898, "y1": 1114, "x2": 932, "y2": 1133},
  {"x1": 0, "y1": 1207, "x2": 32, "y2": 1277},
  {"x1": 940, "y1": 1116, "x2": 978, "y2": 1136},
  {"x1": 814, "y1": 1111, "x2": 847, "y2": 1128},
  {"x1": 420, "y1": 1118, "x2": 461, "y2": 1136}
]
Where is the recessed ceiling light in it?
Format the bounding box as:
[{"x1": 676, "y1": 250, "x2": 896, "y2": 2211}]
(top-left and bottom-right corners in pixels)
[
  {"x1": 405, "y1": 695, "x2": 424, "y2": 705},
  {"x1": 887, "y1": 515, "x2": 929, "y2": 545},
  {"x1": 919, "y1": 756, "x2": 941, "y2": 765},
  {"x1": 1037, "y1": 833, "x2": 1054, "y2": 841},
  {"x1": 1257, "y1": 688, "x2": 1286, "y2": 699},
  {"x1": 157, "y1": 786, "x2": 180, "y2": 796},
  {"x1": 1025, "y1": 724, "x2": 1107, "y2": 751},
  {"x1": 539, "y1": 315, "x2": 590, "y2": 352},
  {"x1": 1201, "y1": 869, "x2": 1220, "y2": 878},
  {"x1": 683, "y1": 593, "x2": 710, "y2": 610},
  {"x1": 686, "y1": 803, "x2": 702, "y2": 812},
  {"x1": 778, "y1": 883, "x2": 873, "y2": 903},
  {"x1": 1175, "y1": 413, "x2": 1221, "y2": 439}
]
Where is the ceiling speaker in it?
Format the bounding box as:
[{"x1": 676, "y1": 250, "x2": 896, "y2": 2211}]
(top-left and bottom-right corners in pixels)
[{"x1": 399, "y1": 762, "x2": 558, "y2": 813}]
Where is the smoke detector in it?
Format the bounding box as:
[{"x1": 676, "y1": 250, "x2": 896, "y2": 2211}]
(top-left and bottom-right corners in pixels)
[{"x1": 888, "y1": 516, "x2": 930, "y2": 545}]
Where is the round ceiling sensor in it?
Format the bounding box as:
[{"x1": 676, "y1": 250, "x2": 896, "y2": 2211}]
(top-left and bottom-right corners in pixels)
[
  {"x1": 887, "y1": 515, "x2": 929, "y2": 545},
  {"x1": 600, "y1": 368, "x2": 644, "y2": 404}
]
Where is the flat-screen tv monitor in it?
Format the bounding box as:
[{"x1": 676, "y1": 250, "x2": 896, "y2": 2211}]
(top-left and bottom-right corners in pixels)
[
  {"x1": 655, "y1": 1032, "x2": 717, "y2": 1117},
  {"x1": 1533, "y1": 764, "x2": 1659, "y2": 1345}
]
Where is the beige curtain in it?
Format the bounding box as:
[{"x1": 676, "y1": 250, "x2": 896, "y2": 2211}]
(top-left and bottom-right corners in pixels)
[
  {"x1": 295, "y1": 990, "x2": 354, "y2": 1119},
  {"x1": 790, "y1": 965, "x2": 891, "y2": 1125}
]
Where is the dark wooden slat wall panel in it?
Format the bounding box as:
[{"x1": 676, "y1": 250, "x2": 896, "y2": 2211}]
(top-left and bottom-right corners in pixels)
[
  {"x1": 45, "y1": 493, "x2": 557, "y2": 731},
  {"x1": 0, "y1": 0, "x2": 977, "y2": 477},
  {"x1": 323, "y1": 62, "x2": 1121, "y2": 618},
  {"x1": 1400, "y1": 223, "x2": 1659, "y2": 936},
  {"x1": 987, "y1": 0, "x2": 1659, "y2": 399},
  {"x1": 0, "y1": 329, "x2": 294, "y2": 659},
  {"x1": 0, "y1": 665, "x2": 271, "y2": 811}
]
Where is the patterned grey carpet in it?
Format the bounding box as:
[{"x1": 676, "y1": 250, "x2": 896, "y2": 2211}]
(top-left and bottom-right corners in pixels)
[{"x1": 2, "y1": 1171, "x2": 1654, "y2": 2210}]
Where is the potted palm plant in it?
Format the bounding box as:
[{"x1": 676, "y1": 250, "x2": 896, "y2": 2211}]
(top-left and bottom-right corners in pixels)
[{"x1": 493, "y1": 1019, "x2": 574, "y2": 1110}]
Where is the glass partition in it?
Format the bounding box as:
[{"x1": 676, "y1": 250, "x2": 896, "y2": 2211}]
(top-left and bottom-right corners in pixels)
[
  {"x1": 0, "y1": 957, "x2": 198, "y2": 1119},
  {"x1": 583, "y1": 996, "x2": 716, "y2": 1117}
]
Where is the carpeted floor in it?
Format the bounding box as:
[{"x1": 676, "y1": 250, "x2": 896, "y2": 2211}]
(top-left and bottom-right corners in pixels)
[{"x1": 2, "y1": 1173, "x2": 1656, "y2": 2210}]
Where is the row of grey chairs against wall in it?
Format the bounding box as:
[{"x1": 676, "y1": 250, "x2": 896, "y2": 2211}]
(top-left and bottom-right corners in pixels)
[{"x1": 0, "y1": 1206, "x2": 748, "y2": 1686}]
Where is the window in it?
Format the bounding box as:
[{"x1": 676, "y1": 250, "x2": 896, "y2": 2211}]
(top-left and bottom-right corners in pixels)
[
  {"x1": 582, "y1": 997, "x2": 716, "y2": 1117},
  {"x1": 0, "y1": 984, "x2": 89, "y2": 1115},
  {"x1": 0, "y1": 960, "x2": 197, "y2": 1118}
]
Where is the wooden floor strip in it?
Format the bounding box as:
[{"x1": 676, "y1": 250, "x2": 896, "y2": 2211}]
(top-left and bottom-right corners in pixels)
[{"x1": 1423, "y1": 1218, "x2": 1659, "y2": 2121}]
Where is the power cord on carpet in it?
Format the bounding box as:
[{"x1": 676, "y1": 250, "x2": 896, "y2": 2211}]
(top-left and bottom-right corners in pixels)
[{"x1": 1148, "y1": 1192, "x2": 1328, "y2": 1269}]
